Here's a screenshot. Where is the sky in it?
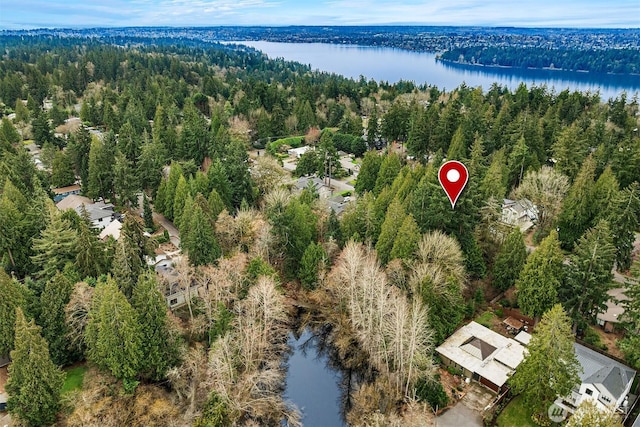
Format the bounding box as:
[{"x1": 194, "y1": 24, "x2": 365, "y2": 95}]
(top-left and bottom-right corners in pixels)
[{"x1": 1, "y1": 0, "x2": 639, "y2": 29}]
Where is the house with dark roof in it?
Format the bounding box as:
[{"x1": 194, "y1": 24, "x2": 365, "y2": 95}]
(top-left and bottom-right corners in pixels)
[
  {"x1": 436, "y1": 321, "x2": 529, "y2": 393},
  {"x1": 556, "y1": 343, "x2": 636, "y2": 417}
]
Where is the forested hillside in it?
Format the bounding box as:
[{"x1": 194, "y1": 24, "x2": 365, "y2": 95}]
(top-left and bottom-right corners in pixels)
[{"x1": 0, "y1": 33, "x2": 639, "y2": 426}]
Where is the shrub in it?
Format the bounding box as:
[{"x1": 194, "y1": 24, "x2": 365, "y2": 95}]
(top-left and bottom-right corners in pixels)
[
  {"x1": 415, "y1": 377, "x2": 449, "y2": 410},
  {"x1": 583, "y1": 326, "x2": 607, "y2": 351},
  {"x1": 266, "y1": 136, "x2": 304, "y2": 155},
  {"x1": 447, "y1": 365, "x2": 463, "y2": 376}
]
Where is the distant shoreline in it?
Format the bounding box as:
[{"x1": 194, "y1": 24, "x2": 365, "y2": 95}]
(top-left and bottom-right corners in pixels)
[{"x1": 436, "y1": 57, "x2": 640, "y2": 77}]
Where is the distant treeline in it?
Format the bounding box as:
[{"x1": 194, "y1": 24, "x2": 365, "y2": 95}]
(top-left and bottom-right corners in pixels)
[
  {"x1": 439, "y1": 47, "x2": 640, "y2": 75},
  {"x1": 5, "y1": 26, "x2": 640, "y2": 76}
]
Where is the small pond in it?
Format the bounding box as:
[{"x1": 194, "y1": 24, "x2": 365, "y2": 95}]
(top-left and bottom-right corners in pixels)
[{"x1": 283, "y1": 328, "x2": 347, "y2": 427}]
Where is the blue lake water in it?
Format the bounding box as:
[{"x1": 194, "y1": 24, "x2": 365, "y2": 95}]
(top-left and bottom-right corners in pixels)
[
  {"x1": 284, "y1": 329, "x2": 346, "y2": 427},
  {"x1": 234, "y1": 41, "x2": 640, "y2": 101}
]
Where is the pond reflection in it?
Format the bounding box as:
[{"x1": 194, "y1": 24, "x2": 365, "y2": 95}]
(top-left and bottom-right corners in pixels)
[{"x1": 283, "y1": 325, "x2": 359, "y2": 427}]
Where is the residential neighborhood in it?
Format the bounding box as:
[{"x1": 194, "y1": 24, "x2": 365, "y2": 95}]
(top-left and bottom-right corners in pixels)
[{"x1": 0, "y1": 21, "x2": 639, "y2": 427}]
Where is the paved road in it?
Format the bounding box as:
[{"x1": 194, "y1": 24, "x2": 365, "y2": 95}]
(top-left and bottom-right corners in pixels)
[
  {"x1": 134, "y1": 194, "x2": 181, "y2": 247},
  {"x1": 153, "y1": 212, "x2": 180, "y2": 247}
]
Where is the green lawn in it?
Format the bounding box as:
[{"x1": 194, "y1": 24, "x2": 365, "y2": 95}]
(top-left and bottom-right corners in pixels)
[
  {"x1": 496, "y1": 396, "x2": 538, "y2": 427},
  {"x1": 61, "y1": 365, "x2": 88, "y2": 394},
  {"x1": 475, "y1": 311, "x2": 497, "y2": 329}
]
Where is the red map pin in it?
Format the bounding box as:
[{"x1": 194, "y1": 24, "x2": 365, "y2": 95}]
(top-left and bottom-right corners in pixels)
[{"x1": 438, "y1": 160, "x2": 469, "y2": 209}]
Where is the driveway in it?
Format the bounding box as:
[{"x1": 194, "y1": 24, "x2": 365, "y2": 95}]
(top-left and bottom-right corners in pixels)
[{"x1": 436, "y1": 383, "x2": 496, "y2": 427}]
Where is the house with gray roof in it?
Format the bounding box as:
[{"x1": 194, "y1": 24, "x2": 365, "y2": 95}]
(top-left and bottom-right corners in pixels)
[
  {"x1": 501, "y1": 198, "x2": 538, "y2": 232},
  {"x1": 596, "y1": 287, "x2": 628, "y2": 332},
  {"x1": 436, "y1": 321, "x2": 529, "y2": 393},
  {"x1": 556, "y1": 343, "x2": 636, "y2": 417},
  {"x1": 56, "y1": 194, "x2": 116, "y2": 230}
]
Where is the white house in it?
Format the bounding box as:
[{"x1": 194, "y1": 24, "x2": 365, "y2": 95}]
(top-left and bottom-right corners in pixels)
[
  {"x1": 436, "y1": 321, "x2": 529, "y2": 392},
  {"x1": 288, "y1": 145, "x2": 312, "y2": 158},
  {"x1": 501, "y1": 198, "x2": 539, "y2": 232},
  {"x1": 556, "y1": 343, "x2": 636, "y2": 416}
]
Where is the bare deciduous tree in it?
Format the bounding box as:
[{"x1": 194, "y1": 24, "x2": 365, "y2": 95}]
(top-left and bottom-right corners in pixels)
[
  {"x1": 512, "y1": 166, "x2": 570, "y2": 233},
  {"x1": 64, "y1": 281, "x2": 94, "y2": 353},
  {"x1": 328, "y1": 242, "x2": 436, "y2": 398}
]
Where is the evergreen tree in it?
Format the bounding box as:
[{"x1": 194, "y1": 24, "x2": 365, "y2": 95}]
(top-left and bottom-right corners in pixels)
[
  {"x1": 131, "y1": 271, "x2": 179, "y2": 380},
  {"x1": 31, "y1": 205, "x2": 79, "y2": 282},
  {"x1": 112, "y1": 239, "x2": 136, "y2": 299},
  {"x1": 446, "y1": 126, "x2": 467, "y2": 160},
  {"x1": 75, "y1": 215, "x2": 105, "y2": 279},
  {"x1": 552, "y1": 125, "x2": 588, "y2": 181},
  {"x1": 225, "y1": 139, "x2": 254, "y2": 208},
  {"x1": 112, "y1": 215, "x2": 151, "y2": 298},
  {"x1": 182, "y1": 203, "x2": 220, "y2": 266},
  {"x1": 207, "y1": 159, "x2": 232, "y2": 210},
  {"x1": 172, "y1": 174, "x2": 189, "y2": 230},
  {"x1": 558, "y1": 155, "x2": 597, "y2": 250},
  {"x1": 516, "y1": 230, "x2": 563, "y2": 322},
  {"x1": 113, "y1": 150, "x2": 139, "y2": 208},
  {"x1": 0, "y1": 269, "x2": 26, "y2": 356},
  {"x1": 162, "y1": 161, "x2": 184, "y2": 220},
  {"x1": 137, "y1": 139, "x2": 166, "y2": 196},
  {"x1": 560, "y1": 220, "x2": 615, "y2": 330},
  {"x1": 6, "y1": 308, "x2": 65, "y2": 427},
  {"x1": 118, "y1": 121, "x2": 142, "y2": 164},
  {"x1": 373, "y1": 153, "x2": 402, "y2": 195},
  {"x1": 32, "y1": 112, "x2": 56, "y2": 148},
  {"x1": 87, "y1": 132, "x2": 116, "y2": 201},
  {"x1": 39, "y1": 272, "x2": 74, "y2": 365},
  {"x1": 592, "y1": 166, "x2": 619, "y2": 219},
  {"x1": 0, "y1": 180, "x2": 25, "y2": 273},
  {"x1": 366, "y1": 109, "x2": 379, "y2": 148},
  {"x1": 298, "y1": 242, "x2": 327, "y2": 290},
  {"x1": 270, "y1": 198, "x2": 317, "y2": 278},
  {"x1": 143, "y1": 193, "x2": 154, "y2": 230},
  {"x1": 375, "y1": 197, "x2": 406, "y2": 265},
  {"x1": 492, "y1": 229, "x2": 527, "y2": 292},
  {"x1": 406, "y1": 108, "x2": 430, "y2": 161},
  {"x1": 50, "y1": 149, "x2": 75, "y2": 188},
  {"x1": 66, "y1": 126, "x2": 92, "y2": 189},
  {"x1": 507, "y1": 135, "x2": 531, "y2": 187},
  {"x1": 325, "y1": 208, "x2": 343, "y2": 246},
  {"x1": 0, "y1": 117, "x2": 21, "y2": 146},
  {"x1": 85, "y1": 277, "x2": 143, "y2": 382},
  {"x1": 14, "y1": 100, "x2": 29, "y2": 124},
  {"x1": 606, "y1": 183, "x2": 640, "y2": 271},
  {"x1": 179, "y1": 101, "x2": 209, "y2": 164},
  {"x1": 389, "y1": 213, "x2": 420, "y2": 261},
  {"x1": 381, "y1": 101, "x2": 409, "y2": 142},
  {"x1": 620, "y1": 260, "x2": 640, "y2": 368},
  {"x1": 354, "y1": 151, "x2": 382, "y2": 195},
  {"x1": 207, "y1": 189, "x2": 226, "y2": 221},
  {"x1": 510, "y1": 304, "x2": 581, "y2": 417},
  {"x1": 295, "y1": 99, "x2": 316, "y2": 133}
]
